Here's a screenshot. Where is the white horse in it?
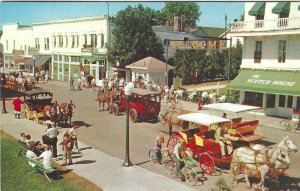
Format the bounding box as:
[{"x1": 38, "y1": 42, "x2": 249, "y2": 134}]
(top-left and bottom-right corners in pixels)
[
  {"x1": 230, "y1": 137, "x2": 294, "y2": 191},
  {"x1": 251, "y1": 136, "x2": 297, "y2": 187},
  {"x1": 218, "y1": 95, "x2": 226, "y2": 103}
]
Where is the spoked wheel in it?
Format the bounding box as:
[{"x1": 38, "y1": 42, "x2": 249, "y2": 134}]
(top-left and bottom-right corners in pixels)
[
  {"x1": 198, "y1": 153, "x2": 215, "y2": 175},
  {"x1": 166, "y1": 136, "x2": 182, "y2": 160},
  {"x1": 32, "y1": 111, "x2": 39, "y2": 123},
  {"x1": 182, "y1": 166, "x2": 202, "y2": 186},
  {"x1": 112, "y1": 104, "x2": 119, "y2": 116},
  {"x1": 129, "y1": 109, "x2": 138, "y2": 123}
]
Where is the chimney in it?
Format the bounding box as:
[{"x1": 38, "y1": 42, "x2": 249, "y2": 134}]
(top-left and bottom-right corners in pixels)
[{"x1": 174, "y1": 16, "x2": 179, "y2": 31}]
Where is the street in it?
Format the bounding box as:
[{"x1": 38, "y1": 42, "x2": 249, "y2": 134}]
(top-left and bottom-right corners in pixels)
[{"x1": 2, "y1": 81, "x2": 300, "y2": 191}]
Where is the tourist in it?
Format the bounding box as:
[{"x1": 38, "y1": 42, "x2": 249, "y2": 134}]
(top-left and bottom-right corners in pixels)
[
  {"x1": 13, "y1": 96, "x2": 23, "y2": 119},
  {"x1": 214, "y1": 123, "x2": 233, "y2": 157},
  {"x1": 26, "y1": 144, "x2": 38, "y2": 167},
  {"x1": 155, "y1": 132, "x2": 165, "y2": 162},
  {"x1": 91, "y1": 77, "x2": 96, "y2": 91},
  {"x1": 69, "y1": 77, "x2": 75, "y2": 91},
  {"x1": 42, "y1": 123, "x2": 59, "y2": 159},
  {"x1": 69, "y1": 125, "x2": 79, "y2": 152},
  {"x1": 35, "y1": 145, "x2": 53, "y2": 169},
  {"x1": 77, "y1": 77, "x2": 82, "y2": 91},
  {"x1": 60, "y1": 131, "x2": 73, "y2": 166}
]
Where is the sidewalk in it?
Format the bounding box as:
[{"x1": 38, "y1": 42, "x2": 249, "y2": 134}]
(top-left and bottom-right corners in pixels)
[{"x1": 0, "y1": 113, "x2": 196, "y2": 191}]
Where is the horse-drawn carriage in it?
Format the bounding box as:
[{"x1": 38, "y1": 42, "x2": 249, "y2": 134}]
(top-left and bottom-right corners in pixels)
[
  {"x1": 111, "y1": 88, "x2": 161, "y2": 123},
  {"x1": 166, "y1": 110, "x2": 265, "y2": 176},
  {"x1": 23, "y1": 90, "x2": 54, "y2": 123}
]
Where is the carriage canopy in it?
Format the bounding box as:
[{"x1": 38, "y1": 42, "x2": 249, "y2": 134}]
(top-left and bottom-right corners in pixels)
[
  {"x1": 203, "y1": 103, "x2": 260, "y2": 113},
  {"x1": 177, "y1": 113, "x2": 230, "y2": 126}
]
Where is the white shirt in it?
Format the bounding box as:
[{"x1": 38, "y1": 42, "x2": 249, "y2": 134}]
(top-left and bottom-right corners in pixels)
[
  {"x1": 26, "y1": 150, "x2": 38, "y2": 167},
  {"x1": 91, "y1": 78, "x2": 96, "y2": 85},
  {"x1": 173, "y1": 143, "x2": 181, "y2": 160},
  {"x1": 39, "y1": 150, "x2": 53, "y2": 169},
  {"x1": 46, "y1": 127, "x2": 59, "y2": 138}
]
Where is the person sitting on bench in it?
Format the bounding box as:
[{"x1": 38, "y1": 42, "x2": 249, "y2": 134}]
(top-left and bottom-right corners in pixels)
[
  {"x1": 35, "y1": 145, "x2": 54, "y2": 169},
  {"x1": 26, "y1": 144, "x2": 38, "y2": 167},
  {"x1": 214, "y1": 124, "x2": 233, "y2": 157}
]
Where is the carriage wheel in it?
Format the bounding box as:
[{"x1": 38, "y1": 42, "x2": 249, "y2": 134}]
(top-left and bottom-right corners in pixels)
[
  {"x1": 198, "y1": 153, "x2": 215, "y2": 175},
  {"x1": 167, "y1": 136, "x2": 183, "y2": 160},
  {"x1": 32, "y1": 111, "x2": 39, "y2": 123},
  {"x1": 129, "y1": 109, "x2": 138, "y2": 123},
  {"x1": 112, "y1": 104, "x2": 119, "y2": 116}
]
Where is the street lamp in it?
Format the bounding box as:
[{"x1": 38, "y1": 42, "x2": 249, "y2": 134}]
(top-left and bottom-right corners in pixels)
[
  {"x1": 33, "y1": 56, "x2": 36, "y2": 77},
  {"x1": 123, "y1": 82, "x2": 134, "y2": 167},
  {"x1": 1, "y1": 68, "x2": 8, "y2": 114},
  {"x1": 116, "y1": 61, "x2": 120, "y2": 92}
]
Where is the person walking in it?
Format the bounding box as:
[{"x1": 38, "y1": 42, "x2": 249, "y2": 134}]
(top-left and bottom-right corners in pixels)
[
  {"x1": 42, "y1": 124, "x2": 59, "y2": 159},
  {"x1": 69, "y1": 77, "x2": 74, "y2": 91},
  {"x1": 77, "y1": 77, "x2": 82, "y2": 91},
  {"x1": 91, "y1": 77, "x2": 96, "y2": 91},
  {"x1": 60, "y1": 131, "x2": 73, "y2": 166},
  {"x1": 69, "y1": 125, "x2": 79, "y2": 152},
  {"x1": 13, "y1": 96, "x2": 23, "y2": 119}
]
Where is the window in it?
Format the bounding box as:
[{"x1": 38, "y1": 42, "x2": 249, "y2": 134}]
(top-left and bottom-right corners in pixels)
[
  {"x1": 254, "y1": 41, "x2": 262, "y2": 63},
  {"x1": 91, "y1": 34, "x2": 97, "y2": 48},
  {"x1": 101, "y1": 34, "x2": 104, "y2": 48},
  {"x1": 71, "y1": 56, "x2": 80, "y2": 62},
  {"x1": 76, "y1": 35, "x2": 79, "y2": 48},
  {"x1": 287, "y1": 96, "x2": 293, "y2": 108},
  {"x1": 255, "y1": 15, "x2": 264, "y2": 28},
  {"x1": 279, "y1": 95, "x2": 285, "y2": 107},
  {"x1": 244, "y1": 91, "x2": 263, "y2": 107},
  {"x1": 65, "y1": 35, "x2": 68, "y2": 48},
  {"x1": 83, "y1": 34, "x2": 87, "y2": 45},
  {"x1": 35, "y1": 38, "x2": 40, "y2": 49},
  {"x1": 54, "y1": 55, "x2": 58, "y2": 61},
  {"x1": 266, "y1": 94, "x2": 276, "y2": 108},
  {"x1": 58, "y1": 35, "x2": 63, "y2": 48},
  {"x1": 6, "y1": 40, "x2": 8, "y2": 50},
  {"x1": 53, "y1": 36, "x2": 56, "y2": 47},
  {"x1": 25, "y1": 45, "x2": 27, "y2": 51},
  {"x1": 71, "y1": 35, "x2": 75, "y2": 48},
  {"x1": 44, "y1": 38, "x2": 49, "y2": 50},
  {"x1": 59, "y1": 55, "x2": 62, "y2": 61},
  {"x1": 278, "y1": 40, "x2": 287, "y2": 63},
  {"x1": 64, "y1": 56, "x2": 69, "y2": 62},
  {"x1": 296, "y1": 97, "x2": 300, "y2": 112},
  {"x1": 164, "y1": 39, "x2": 170, "y2": 46},
  {"x1": 13, "y1": 40, "x2": 15, "y2": 50}
]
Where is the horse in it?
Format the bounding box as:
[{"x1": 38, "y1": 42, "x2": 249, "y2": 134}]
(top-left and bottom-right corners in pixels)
[
  {"x1": 97, "y1": 89, "x2": 115, "y2": 112},
  {"x1": 230, "y1": 137, "x2": 295, "y2": 191},
  {"x1": 43, "y1": 102, "x2": 60, "y2": 127},
  {"x1": 250, "y1": 136, "x2": 297, "y2": 187},
  {"x1": 58, "y1": 103, "x2": 71, "y2": 125}
]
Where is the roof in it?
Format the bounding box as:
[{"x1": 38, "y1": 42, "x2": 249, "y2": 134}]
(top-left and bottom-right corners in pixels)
[
  {"x1": 33, "y1": 16, "x2": 106, "y2": 26},
  {"x1": 125, "y1": 57, "x2": 174, "y2": 71},
  {"x1": 23, "y1": 90, "x2": 53, "y2": 97},
  {"x1": 25, "y1": 55, "x2": 51, "y2": 67},
  {"x1": 203, "y1": 103, "x2": 260, "y2": 113},
  {"x1": 177, "y1": 113, "x2": 230, "y2": 126},
  {"x1": 195, "y1": 27, "x2": 227, "y2": 38}
]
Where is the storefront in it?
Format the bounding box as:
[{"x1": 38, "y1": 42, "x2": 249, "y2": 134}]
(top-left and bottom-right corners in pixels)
[{"x1": 228, "y1": 69, "x2": 300, "y2": 118}]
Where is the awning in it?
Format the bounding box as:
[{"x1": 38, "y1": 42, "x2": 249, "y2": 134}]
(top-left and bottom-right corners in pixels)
[
  {"x1": 228, "y1": 69, "x2": 300, "y2": 96},
  {"x1": 25, "y1": 55, "x2": 51, "y2": 67},
  {"x1": 81, "y1": 54, "x2": 106, "y2": 62},
  {"x1": 249, "y1": 2, "x2": 266, "y2": 16},
  {"x1": 272, "y1": 2, "x2": 290, "y2": 15}
]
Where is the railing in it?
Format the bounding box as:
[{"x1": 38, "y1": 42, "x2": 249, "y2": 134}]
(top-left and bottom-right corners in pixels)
[{"x1": 231, "y1": 17, "x2": 300, "y2": 32}]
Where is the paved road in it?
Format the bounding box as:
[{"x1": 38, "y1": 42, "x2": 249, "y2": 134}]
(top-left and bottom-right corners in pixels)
[{"x1": 2, "y1": 81, "x2": 299, "y2": 191}]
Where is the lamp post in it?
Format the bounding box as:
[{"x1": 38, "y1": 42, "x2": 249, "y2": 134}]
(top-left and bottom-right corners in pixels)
[
  {"x1": 116, "y1": 61, "x2": 120, "y2": 92},
  {"x1": 165, "y1": 40, "x2": 169, "y2": 86},
  {"x1": 33, "y1": 56, "x2": 36, "y2": 77},
  {"x1": 123, "y1": 82, "x2": 134, "y2": 167},
  {"x1": 1, "y1": 68, "x2": 8, "y2": 114}
]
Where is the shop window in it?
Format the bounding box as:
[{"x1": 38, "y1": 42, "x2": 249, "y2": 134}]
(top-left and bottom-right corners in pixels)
[
  {"x1": 59, "y1": 55, "x2": 62, "y2": 61},
  {"x1": 278, "y1": 40, "x2": 286, "y2": 63},
  {"x1": 54, "y1": 55, "x2": 58, "y2": 61},
  {"x1": 266, "y1": 94, "x2": 275, "y2": 108},
  {"x1": 254, "y1": 41, "x2": 262, "y2": 63},
  {"x1": 243, "y1": 91, "x2": 263, "y2": 107},
  {"x1": 91, "y1": 34, "x2": 97, "y2": 48},
  {"x1": 296, "y1": 97, "x2": 300, "y2": 112},
  {"x1": 279, "y1": 95, "x2": 285, "y2": 107},
  {"x1": 287, "y1": 96, "x2": 293, "y2": 108}
]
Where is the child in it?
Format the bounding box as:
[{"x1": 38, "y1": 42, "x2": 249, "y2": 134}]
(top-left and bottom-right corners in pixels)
[
  {"x1": 60, "y1": 131, "x2": 73, "y2": 166},
  {"x1": 155, "y1": 132, "x2": 165, "y2": 162}
]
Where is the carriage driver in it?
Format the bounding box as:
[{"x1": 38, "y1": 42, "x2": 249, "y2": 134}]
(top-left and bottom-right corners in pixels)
[{"x1": 215, "y1": 123, "x2": 233, "y2": 157}]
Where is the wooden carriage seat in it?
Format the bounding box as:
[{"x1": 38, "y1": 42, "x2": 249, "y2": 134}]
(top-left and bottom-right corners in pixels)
[
  {"x1": 231, "y1": 117, "x2": 242, "y2": 128},
  {"x1": 235, "y1": 120, "x2": 259, "y2": 136},
  {"x1": 202, "y1": 130, "x2": 221, "y2": 155},
  {"x1": 179, "y1": 128, "x2": 199, "y2": 144}
]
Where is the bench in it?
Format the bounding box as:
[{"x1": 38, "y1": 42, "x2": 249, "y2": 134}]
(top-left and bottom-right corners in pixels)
[
  {"x1": 25, "y1": 157, "x2": 59, "y2": 182},
  {"x1": 18, "y1": 140, "x2": 30, "y2": 156}
]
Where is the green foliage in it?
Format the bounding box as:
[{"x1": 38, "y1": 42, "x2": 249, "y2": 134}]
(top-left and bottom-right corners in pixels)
[
  {"x1": 211, "y1": 176, "x2": 232, "y2": 191},
  {"x1": 161, "y1": 2, "x2": 201, "y2": 27},
  {"x1": 107, "y1": 4, "x2": 165, "y2": 67},
  {"x1": 1, "y1": 131, "x2": 102, "y2": 191}
]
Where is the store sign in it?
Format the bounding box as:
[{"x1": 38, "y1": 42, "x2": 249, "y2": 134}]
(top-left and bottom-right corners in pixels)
[
  {"x1": 28, "y1": 48, "x2": 40, "y2": 55},
  {"x1": 247, "y1": 75, "x2": 296, "y2": 87},
  {"x1": 13, "y1": 49, "x2": 24, "y2": 55},
  {"x1": 169, "y1": 40, "x2": 227, "y2": 49}
]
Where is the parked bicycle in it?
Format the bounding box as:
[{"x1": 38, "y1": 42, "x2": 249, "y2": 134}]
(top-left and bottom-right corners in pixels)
[
  {"x1": 279, "y1": 118, "x2": 299, "y2": 131},
  {"x1": 148, "y1": 147, "x2": 175, "y2": 170}
]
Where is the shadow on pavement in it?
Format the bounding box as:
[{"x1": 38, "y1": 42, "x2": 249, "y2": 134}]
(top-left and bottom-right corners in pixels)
[
  {"x1": 79, "y1": 146, "x2": 93, "y2": 151},
  {"x1": 135, "y1": 160, "x2": 151, "y2": 166},
  {"x1": 73, "y1": 121, "x2": 93, "y2": 128},
  {"x1": 74, "y1": 160, "x2": 96, "y2": 165}
]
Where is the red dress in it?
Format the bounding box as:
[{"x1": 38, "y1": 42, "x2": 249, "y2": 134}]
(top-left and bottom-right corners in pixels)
[{"x1": 13, "y1": 98, "x2": 22, "y2": 112}]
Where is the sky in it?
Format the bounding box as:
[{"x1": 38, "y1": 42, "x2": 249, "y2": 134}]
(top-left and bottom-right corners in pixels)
[{"x1": 0, "y1": 2, "x2": 244, "y2": 30}]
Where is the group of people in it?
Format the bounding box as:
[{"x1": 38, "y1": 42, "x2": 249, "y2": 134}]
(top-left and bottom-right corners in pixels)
[{"x1": 24, "y1": 123, "x2": 80, "y2": 169}]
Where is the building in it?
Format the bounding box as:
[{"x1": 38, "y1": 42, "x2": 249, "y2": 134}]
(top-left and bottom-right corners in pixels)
[
  {"x1": 0, "y1": 16, "x2": 113, "y2": 84},
  {"x1": 229, "y1": 2, "x2": 300, "y2": 118}
]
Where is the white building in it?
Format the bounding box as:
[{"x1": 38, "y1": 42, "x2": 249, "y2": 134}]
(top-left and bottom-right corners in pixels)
[
  {"x1": 229, "y1": 2, "x2": 300, "y2": 118},
  {"x1": 0, "y1": 16, "x2": 113, "y2": 84}
]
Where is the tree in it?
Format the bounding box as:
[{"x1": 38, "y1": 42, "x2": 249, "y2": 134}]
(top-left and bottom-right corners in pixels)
[
  {"x1": 160, "y1": 2, "x2": 201, "y2": 27},
  {"x1": 107, "y1": 5, "x2": 165, "y2": 67}
]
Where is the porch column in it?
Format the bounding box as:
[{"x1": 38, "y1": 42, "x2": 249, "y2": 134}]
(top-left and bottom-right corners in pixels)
[
  {"x1": 262, "y1": 93, "x2": 266, "y2": 110},
  {"x1": 51, "y1": 55, "x2": 54, "y2": 80},
  {"x1": 97, "y1": 34, "x2": 101, "y2": 48}
]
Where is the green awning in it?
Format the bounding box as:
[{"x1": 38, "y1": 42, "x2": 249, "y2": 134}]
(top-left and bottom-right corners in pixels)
[
  {"x1": 249, "y1": 2, "x2": 266, "y2": 16},
  {"x1": 228, "y1": 69, "x2": 300, "y2": 96},
  {"x1": 81, "y1": 54, "x2": 106, "y2": 62},
  {"x1": 272, "y1": 2, "x2": 290, "y2": 15},
  {"x1": 25, "y1": 55, "x2": 51, "y2": 67}
]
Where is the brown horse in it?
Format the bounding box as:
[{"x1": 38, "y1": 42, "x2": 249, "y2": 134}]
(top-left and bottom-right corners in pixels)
[{"x1": 98, "y1": 90, "x2": 116, "y2": 112}]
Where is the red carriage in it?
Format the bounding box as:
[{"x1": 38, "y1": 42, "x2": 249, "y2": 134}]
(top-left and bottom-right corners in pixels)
[
  {"x1": 166, "y1": 104, "x2": 265, "y2": 175},
  {"x1": 112, "y1": 88, "x2": 161, "y2": 123}
]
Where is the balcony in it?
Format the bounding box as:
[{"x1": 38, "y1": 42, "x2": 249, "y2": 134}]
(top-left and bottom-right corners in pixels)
[
  {"x1": 231, "y1": 17, "x2": 300, "y2": 32},
  {"x1": 81, "y1": 45, "x2": 98, "y2": 53}
]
